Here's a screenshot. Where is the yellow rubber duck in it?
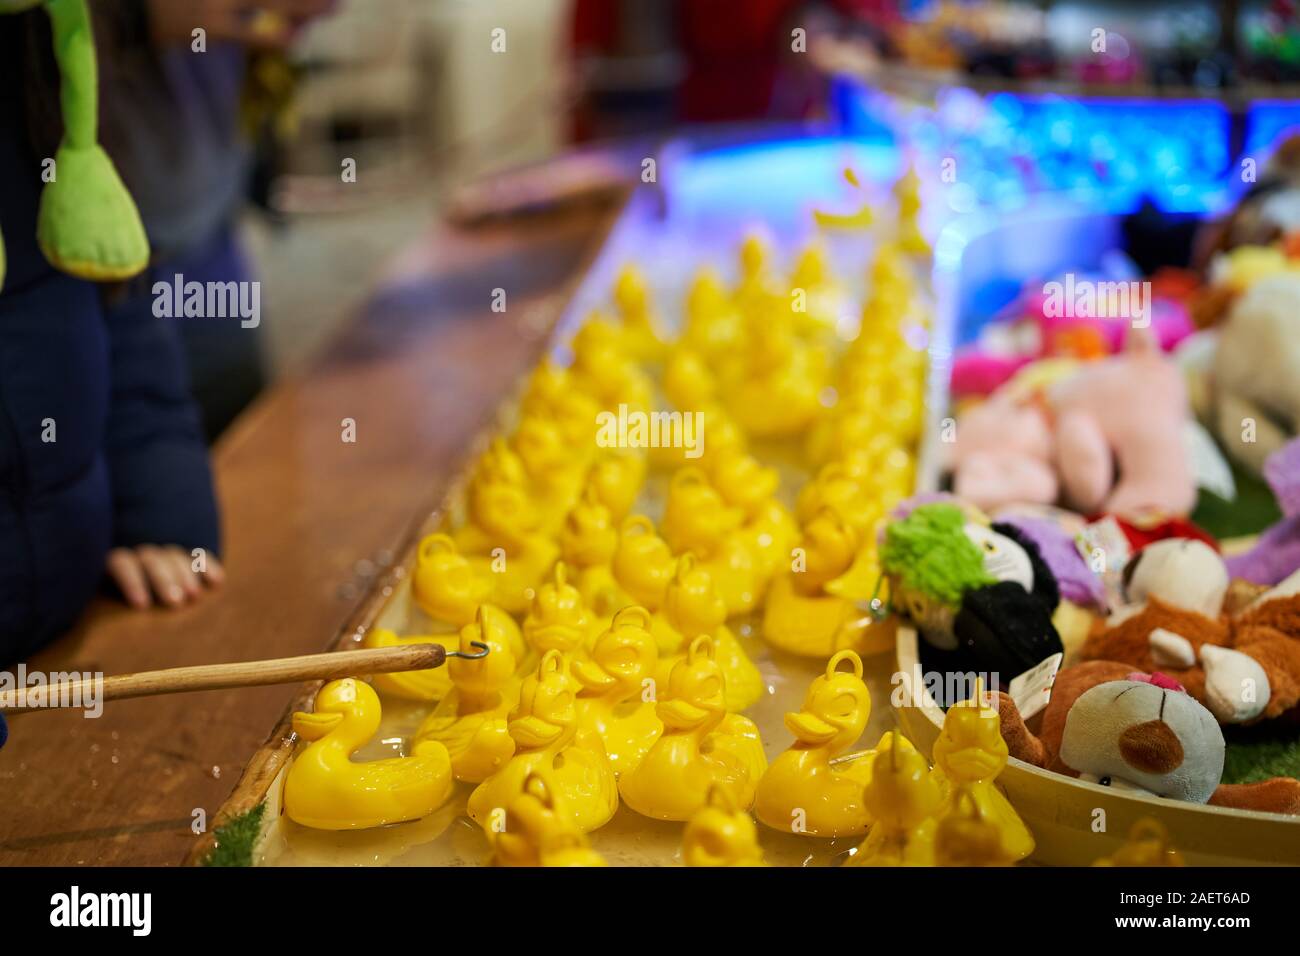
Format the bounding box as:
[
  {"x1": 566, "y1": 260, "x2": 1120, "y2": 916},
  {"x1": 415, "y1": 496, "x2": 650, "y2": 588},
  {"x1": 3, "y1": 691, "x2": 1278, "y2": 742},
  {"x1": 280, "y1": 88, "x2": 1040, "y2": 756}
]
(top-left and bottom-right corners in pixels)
[
  {"x1": 652, "y1": 553, "x2": 764, "y2": 713},
  {"x1": 559, "y1": 485, "x2": 634, "y2": 623},
  {"x1": 414, "y1": 609, "x2": 520, "y2": 783},
  {"x1": 931, "y1": 689, "x2": 1035, "y2": 863},
  {"x1": 893, "y1": 166, "x2": 930, "y2": 258},
  {"x1": 586, "y1": 451, "x2": 645, "y2": 524},
  {"x1": 468, "y1": 650, "x2": 619, "y2": 835},
  {"x1": 844, "y1": 732, "x2": 941, "y2": 866},
  {"x1": 283, "y1": 678, "x2": 453, "y2": 831},
  {"x1": 754, "y1": 650, "x2": 876, "y2": 837},
  {"x1": 794, "y1": 449, "x2": 887, "y2": 536},
  {"x1": 384, "y1": 534, "x2": 520, "y2": 702},
  {"x1": 522, "y1": 562, "x2": 598, "y2": 662},
  {"x1": 569, "y1": 313, "x2": 653, "y2": 412},
  {"x1": 611, "y1": 515, "x2": 676, "y2": 612},
  {"x1": 490, "y1": 768, "x2": 608, "y2": 867},
  {"x1": 573, "y1": 606, "x2": 662, "y2": 775},
  {"x1": 933, "y1": 789, "x2": 1017, "y2": 867},
  {"x1": 1093, "y1": 819, "x2": 1185, "y2": 867},
  {"x1": 788, "y1": 240, "x2": 850, "y2": 340},
  {"x1": 682, "y1": 782, "x2": 767, "y2": 867},
  {"x1": 706, "y1": 445, "x2": 797, "y2": 586},
  {"x1": 762, "y1": 509, "x2": 886, "y2": 658},
  {"x1": 411, "y1": 532, "x2": 492, "y2": 626},
  {"x1": 520, "y1": 360, "x2": 603, "y2": 448},
  {"x1": 734, "y1": 231, "x2": 779, "y2": 312},
  {"x1": 362, "y1": 602, "x2": 524, "y2": 704},
  {"x1": 456, "y1": 439, "x2": 558, "y2": 614},
  {"x1": 661, "y1": 467, "x2": 760, "y2": 615},
  {"x1": 619, "y1": 636, "x2": 766, "y2": 821},
  {"x1": 512, "y1": 414, "x2": 587, "y2": 522},
  {"x1": 724, "y1": 321, "x2": 828, "y2": 438},
  {"x1": 682, "y1": 266, "x2": 741, "y2": 359},
  {"x1": 613, "y1": 263, "x2": 667, "y2": 363},
  {"x1": 664, "y1": 345, "x2": 716, "y2": 413}
]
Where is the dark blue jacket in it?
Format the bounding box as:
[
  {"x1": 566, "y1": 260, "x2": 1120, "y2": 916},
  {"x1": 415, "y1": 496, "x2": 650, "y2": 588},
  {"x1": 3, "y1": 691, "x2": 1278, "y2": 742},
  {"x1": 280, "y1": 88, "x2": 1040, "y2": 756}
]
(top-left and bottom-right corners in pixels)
[{"x1": 0, "y1": 30, "x2": 220, "y2": 665}]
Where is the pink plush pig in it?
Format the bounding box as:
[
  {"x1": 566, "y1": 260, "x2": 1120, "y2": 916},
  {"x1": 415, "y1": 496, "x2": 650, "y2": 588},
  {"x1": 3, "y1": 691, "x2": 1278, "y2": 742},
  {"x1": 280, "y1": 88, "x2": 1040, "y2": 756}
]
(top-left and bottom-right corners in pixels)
[
  {"x1": 1047, "y1": 330, "x2": 1194, "y2": 518},
  {"x1": 951, "y1": 330, "x2": 1195, "y2": 520},
  {"x1": 951, "y1": 395, "x2": 1057, "y2": 509}
]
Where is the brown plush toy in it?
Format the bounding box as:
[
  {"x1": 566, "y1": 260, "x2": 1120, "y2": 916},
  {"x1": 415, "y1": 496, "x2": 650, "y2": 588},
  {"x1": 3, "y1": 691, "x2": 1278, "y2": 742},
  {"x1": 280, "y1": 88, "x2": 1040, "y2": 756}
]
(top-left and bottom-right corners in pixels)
[
  {"x1": 1080, "y1": 539, "x2": 1300, "y2": 726},
  {"x1": 994, "y1": 661, "x2": 1300, "y2": 815}
]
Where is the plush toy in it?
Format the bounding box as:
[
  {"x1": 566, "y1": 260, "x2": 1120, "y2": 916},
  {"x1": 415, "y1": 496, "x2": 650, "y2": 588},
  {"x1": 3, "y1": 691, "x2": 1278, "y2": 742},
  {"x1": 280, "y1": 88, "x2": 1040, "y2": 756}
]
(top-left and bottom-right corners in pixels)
[
  {"x1": 950, "y1": 278, "x2": 1193, "y2": 401},
  {"x1": 880, "y1": 500, "x2": 1064, "y2": 688},
  {"x1": 0, "y1": 0, "x2": 149, "y2": 290},
  {"x1": 1226, "y1": 436, "x2": 1300, "y2": 585},
  {"x1": 950, "y1": 330, "x2": 1196, "y2": 520},
  {"x1": 1213, "y1": 273, "x2": 1300, "y2": 474},
  {"x1": 1083, "y1": 537, "x2": 1300, "y2": 726},
  {"x1": 994, "y1": 662, "x2": 1300, "y2": 814}
]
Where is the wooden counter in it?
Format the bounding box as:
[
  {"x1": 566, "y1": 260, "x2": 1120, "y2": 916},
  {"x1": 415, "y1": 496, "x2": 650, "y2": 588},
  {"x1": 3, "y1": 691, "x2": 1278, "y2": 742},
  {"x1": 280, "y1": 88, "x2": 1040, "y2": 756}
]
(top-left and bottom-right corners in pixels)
[{"x1": 0, "y1": 197, "x2": 622, "y2": 866}]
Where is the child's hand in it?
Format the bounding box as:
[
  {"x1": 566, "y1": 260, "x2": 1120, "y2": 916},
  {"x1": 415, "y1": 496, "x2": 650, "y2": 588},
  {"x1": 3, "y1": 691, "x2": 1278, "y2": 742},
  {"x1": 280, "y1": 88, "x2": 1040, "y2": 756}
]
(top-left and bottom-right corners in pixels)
[{"x1": 106, "y1": 546, "x2": 225, "y2": 610}]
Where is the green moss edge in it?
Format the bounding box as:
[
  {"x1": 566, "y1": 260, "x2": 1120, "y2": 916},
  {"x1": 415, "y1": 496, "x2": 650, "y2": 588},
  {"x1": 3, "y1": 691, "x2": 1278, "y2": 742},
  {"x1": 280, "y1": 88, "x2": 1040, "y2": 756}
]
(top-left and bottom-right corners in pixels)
[{"x1": 201, "y1": 801, "x2": 267, "y2": 867}]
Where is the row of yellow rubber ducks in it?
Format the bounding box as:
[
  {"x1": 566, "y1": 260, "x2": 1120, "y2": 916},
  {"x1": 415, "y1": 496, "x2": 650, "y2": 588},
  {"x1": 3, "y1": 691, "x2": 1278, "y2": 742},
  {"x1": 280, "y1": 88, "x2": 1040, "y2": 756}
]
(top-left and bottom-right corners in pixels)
[
  {"x1": 286, "y1": 619, "x2": 1037, "y2": 866},
  {"x1": 281, "y1": 199, "x2": 962, "y2": 862}
]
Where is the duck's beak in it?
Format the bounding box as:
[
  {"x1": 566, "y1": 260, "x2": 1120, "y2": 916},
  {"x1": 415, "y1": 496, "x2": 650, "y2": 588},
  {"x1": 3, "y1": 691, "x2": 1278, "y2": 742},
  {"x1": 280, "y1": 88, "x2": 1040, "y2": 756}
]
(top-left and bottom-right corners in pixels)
[
  {"x1": 509, "y1": 714, "x2": 563, "y2": 748},
  {"x1": 784, "y1": 709, "x2": 839, "y2": 745},
  {"x1": 292, "y1": 710, "x2": 343, "y2": 741},
  {"x1": 572, "y1": 657, "x2": 615, "y2": 691},
  {"x1": 657, "y1": 697, "x2": 711, "y2": 728}
]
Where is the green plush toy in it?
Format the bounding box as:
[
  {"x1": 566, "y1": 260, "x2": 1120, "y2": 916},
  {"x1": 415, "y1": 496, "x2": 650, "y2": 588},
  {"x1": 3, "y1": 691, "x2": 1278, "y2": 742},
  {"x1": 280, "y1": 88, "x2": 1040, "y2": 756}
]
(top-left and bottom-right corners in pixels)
[{"x1": 0, "y1": 0, "x2": 149, "y2": 291}]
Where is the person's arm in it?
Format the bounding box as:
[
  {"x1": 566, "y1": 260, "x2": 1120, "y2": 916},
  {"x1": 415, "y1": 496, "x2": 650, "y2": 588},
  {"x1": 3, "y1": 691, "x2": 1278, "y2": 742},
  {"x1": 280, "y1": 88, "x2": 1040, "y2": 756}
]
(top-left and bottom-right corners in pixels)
[{"x1": 100, "y1": 282, "x2": 226, "y2": 609}]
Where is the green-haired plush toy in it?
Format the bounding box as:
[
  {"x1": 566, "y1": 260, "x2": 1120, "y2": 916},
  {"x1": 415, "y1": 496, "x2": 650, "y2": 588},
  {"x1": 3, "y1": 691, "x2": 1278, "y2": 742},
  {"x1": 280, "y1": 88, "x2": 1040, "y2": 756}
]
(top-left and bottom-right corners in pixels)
[
  {"x1": 0, "y1": 0, "x2": 150, "y2": 291},
  {"x1": 881, "y1": 501, "x2": 1065, "y2": 687}
]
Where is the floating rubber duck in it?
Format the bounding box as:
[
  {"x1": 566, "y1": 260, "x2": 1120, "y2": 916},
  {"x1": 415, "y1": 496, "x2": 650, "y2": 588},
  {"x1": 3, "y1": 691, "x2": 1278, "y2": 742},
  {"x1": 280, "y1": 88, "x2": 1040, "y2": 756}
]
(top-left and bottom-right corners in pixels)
[
  {"x1": 415, "y1": 609, "x2": 520, "y2": 782},
  {"x1": 522, "y1": 562, "x2": 598, "y2": 663},
  {"x1": 612, "y1": 263, "x2": 667, "y2": 363},
  {"x1": 754, "y1": 650, "x2": 877, "y2": 837},
  {"x1": 933, "y1": 789, "x2": 1017, "y2": 867},
  {"x1": 411, "y1": 533, "x2": 492, "y2": 626},
  {"x1": 573, "y1": 606, "x2": 662, "y2": 775},
  {"x1": 284, "y1": 678, "x2": 453, "y2": 830},
  {"x1": 1093, "y1": 819, "x2": 1185, "y2": 867},
  {"x1": 681, "y1": 266, "x2": 740, "y2": 359},
  {"x1": 722, "y1": 309, "x2": 828, "y2": 438},
  {"x1": 894, "y1": 166, "x2": 931, "y2": 258},
  {"x1": 931, "y1": 688, "x2": 1035, "y2": 863},
  {"x1": 586, "y1": 451, "x2": 644, "y2": 523},
  {"x1": 456, "y1": 439, "x2": 558, "y2": 614},
  {"x1": 364, "y1": 604, "x2": 524, "y2": 704},
  {"x1": 682, "y1": 782, "x2": 766, "y2": 867},
  {"x1": 569, "y1": 313, "x2": 653, "y2": 412},
  {"x1": 512, "y1": 414, "x2": 587, "y2": 521},
  {"x1": 664, "y1": 345, "x2": 716, "y2": 413},
  {"x1": 706, "y1": 445, "x2": 797, "y2": 586},
  {"x1": 661, "y1": 467, "x2": 761, "y2": 615},
  {"x1": 362, "y1": 626, "x2": 455, "y2": 702},
  {"x1": 788, "y1": 240, "x2": 850, "y2": 340},
  {"x1": 559, "y1": 485, "x2": 634, "y2": 622},
  {"x1": 490, "y1": 769, "x2": 608, "y2": 867},
  {"x1": 734, "y1": 231, "x2": 779, "y2": 312},
  {"x1": 762, "y1": 509, "x2": 885, "y2": 658},
  {"x1": 794, "y1": 446, "x2": 889, "y2": 535},
  {"x1": 619, "y1": 636, "x2": 767, "y2": 821},
  {"x1": 652, "y1": 554, "x2": 764, "y2": 713},
  {"x1": 612, "y1": 515, "x2": 676, "y2": 612},
  {"x1": 468, "y1": 650, "x2": 619, "y2": 834},
  {"x1": 844, "y1": 732, "x2": 941, "y2": 867},
  {"x1": 519, "y1": 360, "x2": 603, "y2": 448}
]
